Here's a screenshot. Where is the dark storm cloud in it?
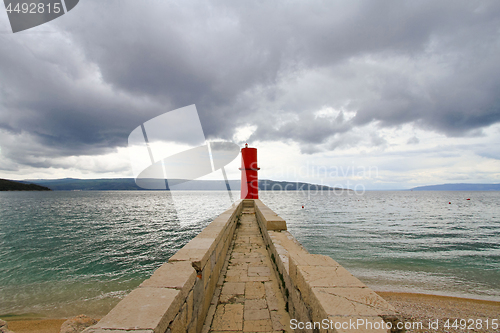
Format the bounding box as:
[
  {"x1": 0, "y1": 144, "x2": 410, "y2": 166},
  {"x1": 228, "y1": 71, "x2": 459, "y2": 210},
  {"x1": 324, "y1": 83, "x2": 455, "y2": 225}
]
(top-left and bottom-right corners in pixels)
[
  {"x1": 1, "y1": 0, "x2": 500, "y2": 169},
  {"x1": 0, "y1": 28, "x2": 166, "y2": 165}
]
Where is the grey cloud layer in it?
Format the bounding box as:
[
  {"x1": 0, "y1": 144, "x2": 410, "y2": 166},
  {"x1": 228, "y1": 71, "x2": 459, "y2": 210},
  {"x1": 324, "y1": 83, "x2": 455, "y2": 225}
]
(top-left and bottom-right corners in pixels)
[{"x1": 1, "y1": 0, "x2": 500, "y2": 170}]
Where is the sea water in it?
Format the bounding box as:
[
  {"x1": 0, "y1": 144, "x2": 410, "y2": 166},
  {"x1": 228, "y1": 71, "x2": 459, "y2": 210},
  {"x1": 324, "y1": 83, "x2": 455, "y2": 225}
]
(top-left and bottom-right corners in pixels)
[
  {"x1": 260, "y1": 191, "x2": 500, "y2": 302},
  {"x1": 0, "y1": 190, "x2": 498, "y2": 318}
]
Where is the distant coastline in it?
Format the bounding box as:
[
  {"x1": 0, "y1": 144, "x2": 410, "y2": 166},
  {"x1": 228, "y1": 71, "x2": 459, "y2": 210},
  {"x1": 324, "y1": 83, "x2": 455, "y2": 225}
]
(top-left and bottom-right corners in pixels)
[
  {"x1": 6, "y1": 177, "x2": 499, "y2": 192},
  {"x1": 411, "y1": 183, "x2": 500, "y2": 191},
  {"x1": 16, "y1": 178, "x2": 348, "y2": 192},
  {"x1": 0, "y1": 179, "x2": 51, "y2": 191}
]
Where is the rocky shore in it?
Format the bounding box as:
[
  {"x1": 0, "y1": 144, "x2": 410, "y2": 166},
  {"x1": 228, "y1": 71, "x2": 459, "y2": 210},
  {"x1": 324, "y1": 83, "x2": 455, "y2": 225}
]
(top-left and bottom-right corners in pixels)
[
  {"x1": 1, "y1": 315, "x2": 96, "y2": 333},
  {"x1": 378, "y1": 292, "x2": 500, "y2": 333},
  {"x1": 2, "y1": 293, "x2": 499, "y2": 333}
]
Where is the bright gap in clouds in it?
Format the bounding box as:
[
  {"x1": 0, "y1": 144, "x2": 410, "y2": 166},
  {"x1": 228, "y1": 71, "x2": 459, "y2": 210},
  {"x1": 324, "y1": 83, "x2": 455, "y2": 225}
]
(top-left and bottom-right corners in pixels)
[
  {"x1": 252, "y1": 122, "x2": 500, "y2": 190},
  {"x1": 2, "y1": 123, "x2": 500, "y2": 189},
  {"x1": 2, "y1": 1, "x2": 500, "y2": 189}
]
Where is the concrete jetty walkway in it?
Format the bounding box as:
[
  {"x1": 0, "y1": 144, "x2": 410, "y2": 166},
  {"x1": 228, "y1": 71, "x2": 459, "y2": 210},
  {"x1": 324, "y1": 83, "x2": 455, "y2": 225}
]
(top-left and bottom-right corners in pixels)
[
  {"x1": 204, "y1": 204, "x2": 291, "y2": 332},
  {"x1": 83, "y1": 145, "x2": 399, "y2": 332},
  {"x1": 84, "y1": 199, "x2": 398, "y2": 333}
]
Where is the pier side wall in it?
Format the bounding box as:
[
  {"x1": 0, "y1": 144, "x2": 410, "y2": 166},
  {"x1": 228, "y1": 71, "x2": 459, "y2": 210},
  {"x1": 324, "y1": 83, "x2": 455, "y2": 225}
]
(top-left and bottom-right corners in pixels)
[
  {"x1": 84, "y1": 200, "x2": 243, "y2": 333},
  {"x1": 85, "y1": 199, "x2": 398, "y2": 333},
  {"x1": 253, "y1": 199, "x2": 398, "y2": 333}
]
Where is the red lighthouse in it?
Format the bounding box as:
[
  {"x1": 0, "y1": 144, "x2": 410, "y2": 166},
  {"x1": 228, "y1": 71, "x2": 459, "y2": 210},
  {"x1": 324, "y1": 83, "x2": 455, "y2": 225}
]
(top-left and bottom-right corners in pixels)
[{"x1": 240, "y1": 143, "x2": 260, "y2": 199}]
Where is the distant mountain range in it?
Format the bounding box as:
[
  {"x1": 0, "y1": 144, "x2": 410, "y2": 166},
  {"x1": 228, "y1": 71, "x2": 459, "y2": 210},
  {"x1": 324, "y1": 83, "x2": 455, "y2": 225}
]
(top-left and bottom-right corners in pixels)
[
  {"x1": 0, "y1": 178, "x2": 51, "y2": 191},
  {"x1": 6, "y1": 178, "x2": 498, "y2": 191},
  {"x1": 19, "y1": 178, "x2": 347, "y2": 192},
  {"x1": 6, "y1": 178, "x2": 499, "y2": 192},
  {"x1": 411, "y1": 183, "x2": 500, "y2": 191}
]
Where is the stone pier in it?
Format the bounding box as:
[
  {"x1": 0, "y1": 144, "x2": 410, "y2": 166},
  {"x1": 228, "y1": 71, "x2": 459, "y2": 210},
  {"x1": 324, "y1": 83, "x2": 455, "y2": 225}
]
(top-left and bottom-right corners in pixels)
[
  {"x1": 206, "y1": 200, "x2": 291, "y2": 332},
  {"x1": 84, "y1": 200, "x2": 398, "y2": 333}
]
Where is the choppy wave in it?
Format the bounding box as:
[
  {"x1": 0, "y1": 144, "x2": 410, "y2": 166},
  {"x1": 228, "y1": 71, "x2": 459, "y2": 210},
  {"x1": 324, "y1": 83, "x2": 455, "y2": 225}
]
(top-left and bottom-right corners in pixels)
[
  {"x1": 0, "y1": 190, "x2": 498, "y2": 317},
  {"x1": 260, "y1": 190, "x2": 500, "y2": 301}
]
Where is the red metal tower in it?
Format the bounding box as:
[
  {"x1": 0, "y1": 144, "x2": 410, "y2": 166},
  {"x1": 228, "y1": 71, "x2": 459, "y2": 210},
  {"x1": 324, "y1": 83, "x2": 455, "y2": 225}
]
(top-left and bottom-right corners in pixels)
[{"x1": 240, "y1": 143, "x2": 260, "y2": 199}]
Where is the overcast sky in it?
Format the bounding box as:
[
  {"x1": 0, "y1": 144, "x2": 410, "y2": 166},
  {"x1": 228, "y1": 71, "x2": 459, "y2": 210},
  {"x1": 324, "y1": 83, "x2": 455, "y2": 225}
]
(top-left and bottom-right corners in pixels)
[{"x1": 1, "y1": 0, "x2": 500, "y2": 190}]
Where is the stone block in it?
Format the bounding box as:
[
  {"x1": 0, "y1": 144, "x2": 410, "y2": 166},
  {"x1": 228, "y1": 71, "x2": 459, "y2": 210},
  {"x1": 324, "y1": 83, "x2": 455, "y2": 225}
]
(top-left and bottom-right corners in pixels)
[
  {"x1": 307, "y1": 254, "x2": 339, "y2": 266},
  {"x1": 140, "y1": 261, "x2": 196, "y2": 298},
  {"x1": 211, "y1": 304, "x2": 244, "y2": 331},
  {"x1": 187, "y1": 289, "x2": 194, "y2": 324},
  {"x1": 216, "y1": 239, "x2": 224, "y2": 261},
  {"x1": 169, "y1": 303, "x2": 187, "y2": 333},
  {"x1": 280, "y1": 254, "x2": 290, "y2": 274},
  {"x1": 295, "y1": 265, "x2": 366, "y2": 305},
  {"x1": 310, "y1": 288, "x2": 395, "y2": 321},
  {"x1": 290, "y1": 253, "x2": 339, "y2": 273},
  {"x1": 270, "y1": 311, "x2": 286, "y2": 331},
  {"x1": 290, "y1": 286, "x2": 311, "y2": 324},
  {"x1": 202, "y1": 303, "x2": 217, "y2": 331},
  {"x1": 326, "y1": 288, "x2": 394, "y2": 313},
  {"x1": 217, "y1": 268, "x2": 225, "y2": 286},
  {"x1": 202, "y1": 282, "x2": 216, "y2": 322},
  {"x1": 94, "y1": 287, "x2": 180, "y2": 332},
  {"x1": 288, "y1": 257, "x2": 299, "y2": 286},
  {"x1": 192, "y1": 277, "x2": 204, "y2": 318},
  {"x1": 264, "y1": 282, "x2": 279, "y2": 311},
  {"x1": 202, "y1": 257, "x2": 212, "y2": 290},
  {"x1": 245, "y1": 298, "x2": 267, "y2": 310},
  {"x1": 297, "y1": 266, "x2": 366, "y2": 286},
  {"x1": 243, "y1": 319, "x2": 273, "y2": 332},
  {"x1": 168, "y1": 248, "x2": 208, "y2": 269},
  {"x1": 207, "y1": 277, "x2": 218, "y2": 303},
  {"x1": 196, "y1": 309, "x2": 206, "y2": 333},
  {"x1": 267, "y1": 219, "x2": 287, "y2": 231},
  {"x1": 245, "y1": 281, "x2": 265, "y2": 299},
  {"x1": 222, "y1": 282, "x2": 246, "y2": 295},
  {"x1": 248, "y1": 266, "x2": 271, "y2": 277},
  {"x1": 187, "y1": 315, "x2": 197, "y2": 333},
  {"x1": 198, "y1": 226, "x2": 224, "y2": 240},
  {"x1": 244, "y1": 308, "x2": 270, "y2": 321},
  {"x1": 226, "y1": 267, "x2": 247, "y2": 277}
]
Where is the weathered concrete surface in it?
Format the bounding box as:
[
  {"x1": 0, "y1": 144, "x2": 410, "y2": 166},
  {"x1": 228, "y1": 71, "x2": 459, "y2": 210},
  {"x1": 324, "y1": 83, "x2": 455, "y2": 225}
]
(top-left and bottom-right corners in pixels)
[
  {"x1": 254, "y1": 200, "x2": 287, "y2": 231},
  {"x1": 84, "y1": 201, "x2": 243, "y2": 333},
  {"x1": 205, "y1": 202, "x2": 292, "y2": 332},
  {"x1": 254, "y1": 199, "x2": 398, "y2": 332},
  {"x1": 93, "y1": 287, "x2": 180, "y2": 332},
  {"x1": 84, "y1": 199, "x2": 398, "y2": 333}
]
